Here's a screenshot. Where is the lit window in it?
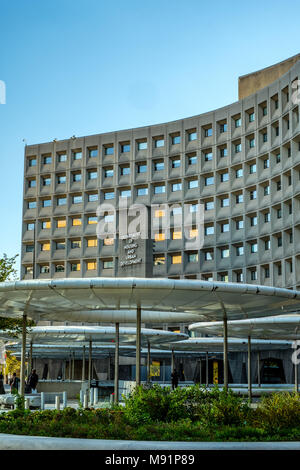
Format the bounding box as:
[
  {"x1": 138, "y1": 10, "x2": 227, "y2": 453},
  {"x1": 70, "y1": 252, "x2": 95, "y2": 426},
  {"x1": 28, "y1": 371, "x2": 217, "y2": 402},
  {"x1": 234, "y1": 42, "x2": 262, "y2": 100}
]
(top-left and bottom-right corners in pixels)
[
  {"x1": 171, "y1": 254, "x2": 182, "y2": 264},
  {"x1": 71, "y1": 263, "x2": 81, "y2": 272},
  {"x1": 87, "y1": 261, "x2": 97, "y2": 270},
  {"x1": 88, "y1": 216, "x2": 97, "y2": 224},
  {"x1": 154, "y1": 232, "x2": 165, "y2": 242},
  {"x1": 189, "y1": 228, "x2": 198, "y2": 238},
  {"x1": 103, "y1": 237, "x2": 114, "y2": 246},
  {"x1": 41, "y1": 242, "x2": 50, "y2": 251},
  {"x1": 72, "y1": 218, "x2": 82, "y2": 226},
  {"x1": 154, "y1": 255, "x2": 165, "y2": 266},
  {"x1": 87, "y1": 238, "x2": 97, "y2": 247},
  {"x1": 42, "y1": 220, "x2": 51, "y2": 229},
  {"x1": 155, "y1": 209, "x2": 165, "y2": 218},
  {"x1": 171, "y1": 230, "x2": 182, "y2": 240},
  {"x1": 57, "y1": 219, "x2": 66, "y2": 228}
]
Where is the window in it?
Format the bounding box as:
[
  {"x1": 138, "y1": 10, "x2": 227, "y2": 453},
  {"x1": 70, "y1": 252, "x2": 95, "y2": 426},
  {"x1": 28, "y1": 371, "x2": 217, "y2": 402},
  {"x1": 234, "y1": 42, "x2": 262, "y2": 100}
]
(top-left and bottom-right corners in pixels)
[
  {"x1": 88, "y1": 171, "x2": 97, "y2": 180},
  {"x1": 265, "y1": 267, "x2": 270, "y2": 278},
  {"x1": 263, "y1": 132, "x2": 268, "y2": 142},
  {"x1": 154, "y1": 185, "x2": 165, "y2": 194},
  {"x1": 250, "y1": 216, "x2": 257, "y2": 226},
  {"x1": 219, "y1": 274, "x2": 229, "y2": 282},
  {"x1": 104, "y1": 168, "x2": 114, "y2": 178},
  {"x1": 104, "y1": 191, "x2": 115, "y2": 200},
  {"x1": 204, "y1": 127, "x2": 212, "y2": 137},
  {"x1": 188, "y1": 252, "x2": 198, "y2": 263},
  {"x1": 42, "y1": 199, "x2": 51, "y2": 207},
  {"x1": 121, "y1": 166, "x2": 131, "y2": 175},
  {"x1": 41, "y1": 242, "x2": 50, "y2": 251},
  {"x1": 137, "y1": 141, "x2": 147, "y2": 150},
  {"x1": 120, "y1": 189, "x2": 131, "y2": 198},
  {"x1": 88, "y1": 216, "x2": 97, "y2": 224},
  {"x1": 205, "y1": 225, "x2": 214, "y2": 235},
  {"x1": 220, "y1": 123, "x2": 227, "y2": 133},
  {"x1": 72, "y1": 217, "x2": 82, "y2": 227},
  {"x1": 264, "y1": 212, "x2": 270, "y2": 223},
  {"x1": 221, "y1": 248, "x2": 229, "y2": 258},
  {"x1": 56, "y1": 241, "x2": 65, "y2": 250},
  {"x1": 204, "y1": 151, "x2": 213, "y2": 161},
  {"x1": 205, "y1": 176, "x2": 214, "y2": 186},
  {"x1": 277, "y1": 180, "x2": 281, "y2": 191},
  {"x1": 205, "y1": 201, "x2": 214, "y2": 210},
  {"x1": 137, "y1": 163, "x2": 147, "y2": 173},
  {"x1": 277, "y1": 236, "x2": 282, "y2": 247},
  {"x1": 263, "y1": 106, "x2": 268, "y2": 116},
  {"x1": 204, "y1": 251, "x2": 213, "y2": 261},
  {"x1": 172, "y1": 135, "x2": 181, "y2": 145},
  {"x1": 221, "y1": 223, "x2": 229, "y2": 233},
  {"x1": 250, "y1": 189, "x2": 257, "y2": 200},
  {"x1": 154, "y1": 231, "x2": 166, "y2": 242},
  {"x1": 72, "y1": 195, "x2": 82, "y2": 204},
  {"x1": 250, "y1": 163, "x2": 256, "y2": 174},
  {"x1": 221, "y1": 172, "x2": 229, "y2": 182},
  {"x1": 121, "y1": 143, "x2": 130, "y2": 153},
  {"x1": 235, "y1": 117, "x2": 241, "y2": 128},
  {"x1": 73, "y1": 173, "x2": 82, "y2": 182},
  {"x1": 171, "y1": 158, "x2": 181, "y2": 168},
  {"x1": 71, "y1": 240, "x2": 81, "y2": 249},
  {"x1": 236, "y1": 194, "x2": 243, "y2": 204},
  {"x1": 43, "y1": 177, "x2": 51, "y2": 186},
  {"x1": 265, "y1": 240, "x2": 270, "y2": 250},
  {"x1": 235, "y1": 143, "x2": 242, "y2": 153},
  {"x1": 137, "y1": 187, "x2": 148, "y2": 196},
  {"x1": 236, "y1": 246, "x2": 244, "y2": 256},
  {"x1": 89, "y1": 148, "x2": 98, "y2": 158},
  {"x1": 28, "y1": 201, "x2": 36, "y2": 209},
  {"x1": 88, "y1": 193, "x2": 98, "y2": 202},
  {"x1": 103, "y1": 260, "x2": 114, "y2": 269},
  {"x1": 57, "y1": 196, "x2": 66, "y2": 206},
  {"x1": 188, "y1": 154, "x2": 197, "y2": 165},
  {"x1": 236, "y1": 272, "x2": 243, "y2": 283},
  {"x1": 28, "y1": 158, "x2": 37, "y2": 167},
  {"x1": 171, "y1": 254, "x2": 182, "y2": 264},
  {"x1": 154, "y1": 138, "x2": 164, "y2": 148},
  {"x1": 236, "y1": 220, "x2": 244, "y2": 230},
  {"x1": 264, "y1": 185, "x2": 270, "y2": 196},
  {"x1": 154, "y1": 160, "x2": 164, "y2": 171},
  {"x1": 25, "y1": 266, "x2": 33, "y2": 274},
  {"x1": 71, "y1": 263, "x2": 81, "y2": 272},
  {"x1": 250, "y1": 243, "x2": 258, "y2": 253},
  {"x1": 73, "y1": 151, "x2": 82, "y2": 160},
  {"x1": 57, "y1": 218, "x2": 66, "y2": 228},
  {"x1": 172, "y1": 182, "x2": 182, "y2": 192},
  {"x1": 40, "y1": 265, "x2": 50, "y2": 274},
  {"x1": 57, "y1": 175, "x2": 66, "y2": 184},
  {"x1": 87, "y1": 238, "x2": 97, "y2": 247},
  {"x1": 221, "y1": 197, "x2": 229, "y2": 207},
  {"x1": 277, "y1": 208, "x2": 282, "y2": 219},
  {"x1": 189, "y1": 203, "x2": 198, "y2": 213},
  {"x1": 188, "y1": 180, "x2": 198, "y2": 189},
  {"x1": 171, "y1": 229, "x2": 182, "y2": 240},
  {"x1": 220, "y1": 147, "x2": 228, "y2": 158},
  {"x1": 249, "y1": 112, "x2": 255, "y2": 122},
  {"x1": 250, "y1": 270, "x2": 257, "y2": 281},
  {"x1": 236, "y1": 168, "x2": 243, "y2": 178},
  {"x1": 188, "y1": 131, "x2": 197, "y2": 141},
  {"x1": 58, "y1": 153, "x2": 67, "y2": 162},
  {"x1": 43, "y1": 155, "x2": 52, "y2": 164},
  {"x1": 103, "y1": 237, "x2": 114, "y2": 246},
  {"x1": 264, "y1": 158, "x2": 270, "y2": 168},
  {"x1": 87, "y1": 261, "x2": 97, "y2": 270},
  {"x1": 42, "y1": 220, "x2": 51, "y2": 229},
  {"x1": 154, "y1": 255, "x2": 165, "y2": 266},
  {"x1": 249, "y1": 138, "x2": 255, "y2": 148},
  {"x1": 276, "y1": 153, "x2": 281, "y2": 164},
  {"x1": 104, "y1": 146, "x2": 114, "y2": 156},
  {"x1": 25, "y1": 245, "x2": 34, "y2": 253},
  {"x1": 55, "y1": 264, "x2": 65, "y2": 273},
  {"x1": 28, "y1": 179, "x2": 36, "y2": 188}
]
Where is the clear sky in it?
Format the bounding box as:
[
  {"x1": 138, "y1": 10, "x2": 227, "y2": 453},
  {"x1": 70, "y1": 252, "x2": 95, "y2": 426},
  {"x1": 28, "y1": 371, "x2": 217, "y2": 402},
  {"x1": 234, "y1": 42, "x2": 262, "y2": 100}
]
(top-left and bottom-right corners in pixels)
[{"x1": 0, "y1": 0, "x2": 299, "y2": 275}]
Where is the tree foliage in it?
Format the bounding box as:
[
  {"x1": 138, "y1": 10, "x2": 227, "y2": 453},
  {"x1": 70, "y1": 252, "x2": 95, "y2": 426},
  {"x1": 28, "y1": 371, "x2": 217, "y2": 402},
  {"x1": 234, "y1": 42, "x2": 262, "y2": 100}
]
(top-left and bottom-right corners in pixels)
[{"x1": 0, "y1": 253, "x2": 19, "y2": 282}]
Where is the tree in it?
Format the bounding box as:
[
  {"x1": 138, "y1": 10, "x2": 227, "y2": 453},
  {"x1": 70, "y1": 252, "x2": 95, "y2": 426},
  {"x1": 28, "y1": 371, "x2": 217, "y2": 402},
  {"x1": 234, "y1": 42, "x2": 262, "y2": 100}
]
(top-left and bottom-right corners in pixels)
[{"x1": 0, "y1": 253, "x2": 35, "y2": 337}]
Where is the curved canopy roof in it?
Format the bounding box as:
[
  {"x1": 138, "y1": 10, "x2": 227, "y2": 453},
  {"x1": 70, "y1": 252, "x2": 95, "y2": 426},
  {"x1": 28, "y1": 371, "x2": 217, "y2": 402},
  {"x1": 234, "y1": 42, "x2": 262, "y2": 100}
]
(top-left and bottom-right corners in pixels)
[
  {"x1": 189, "y1": 315, "x2": 300, "y2": 340},
  {"x1": 1, "y1": 278, "x2": 300, "y2": 322},
  {"x1": 159, "y1": 337, "x2": 292, "y2": 352},
  {"x1": 0, "y1": 326, "x2": 187, "y2": 346}
]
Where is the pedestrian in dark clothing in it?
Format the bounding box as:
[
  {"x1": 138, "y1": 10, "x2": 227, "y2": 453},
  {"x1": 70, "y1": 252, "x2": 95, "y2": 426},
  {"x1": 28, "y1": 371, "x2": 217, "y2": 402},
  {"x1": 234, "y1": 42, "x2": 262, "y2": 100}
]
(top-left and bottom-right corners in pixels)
[
  {"x1": 27, "y1": 369, "x2": 38, "y2": 393},
  {"x1": 171, "y1": 369, "x2": 179, "y2": 390},
  {"x1": 9, "y1": 373, "x2": 19, "y2": 394},
  {"x1": 0, "y1": 373, "x2": 5, "y2": 394}
]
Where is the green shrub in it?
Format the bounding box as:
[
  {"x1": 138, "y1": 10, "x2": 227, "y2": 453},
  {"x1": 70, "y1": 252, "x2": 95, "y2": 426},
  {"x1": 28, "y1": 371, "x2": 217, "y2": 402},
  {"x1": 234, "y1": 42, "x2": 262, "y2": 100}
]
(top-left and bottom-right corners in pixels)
[
  {"x1": 123, "y1": 384, "x2": 172, "y2": 425},
  {"x1": 253, "y1": 392, "x2": 300, "y2": 430}
]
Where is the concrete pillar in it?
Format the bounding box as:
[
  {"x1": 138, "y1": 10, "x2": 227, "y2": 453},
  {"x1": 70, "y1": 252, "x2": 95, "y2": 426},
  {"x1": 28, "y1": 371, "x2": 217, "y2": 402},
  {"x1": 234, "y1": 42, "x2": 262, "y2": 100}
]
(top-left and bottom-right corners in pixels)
[
  {"x1": 147, "y1": 340, "x2": 151, "y2": 383},
  {"x1": 89, "y1": 388, "x2": 94, "y2": 406},
  {"x1": 257, "y1": 351, "x2": 261, "y2": 387},
  {"x1": 295, "y1": 360, "x2": 298, "y2": 393},
  {"x1": 63, "y1": 391, "x2": 67, "y2": 409},
  {"x1": 136, "y1": 306, "x2": 141, "y2": 386},
  {"x1": 88, "y1": 340, "x2": 92, "y2": 388},
  {"x1": 82, "y1": 345, "x2": 86, "y2": 382},
  {"x1": 223, "y1": 315, "x2": 228, "y2": 391},
  {"x1": 84, "y1": 391, "x2": 88, "y2": 409},
  {"x1": 25, "y1": 398, "x2": 30, "y2": 410},
  {"x1": 20, "y1": 314, "x2": 27, "y2": 396},
  {"x1": 93, "y1": 387, "x2": 98, "y2": 405},
  {"x1": 55, "y1": 395, "x2": 60, "y2": 410},
  {"x1": 114, "y1": 322, "x2": 119, "y2": 404},
  {"x1": 248, "y1": 336, "x2": 252, "y2": 402},
  {"x1": 206, "y1": 351, "x2": 209, "y2": 387},
  {"x1": 40, "y1": 392, "x2": 45, "y2": 410}
]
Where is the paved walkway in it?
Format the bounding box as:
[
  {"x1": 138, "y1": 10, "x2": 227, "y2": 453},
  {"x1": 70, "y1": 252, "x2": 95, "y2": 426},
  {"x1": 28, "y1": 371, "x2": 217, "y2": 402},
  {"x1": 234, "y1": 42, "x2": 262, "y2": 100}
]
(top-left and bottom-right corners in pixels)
[{"x1": 0, "y1": 433, "x2": 300, "y2": 450}]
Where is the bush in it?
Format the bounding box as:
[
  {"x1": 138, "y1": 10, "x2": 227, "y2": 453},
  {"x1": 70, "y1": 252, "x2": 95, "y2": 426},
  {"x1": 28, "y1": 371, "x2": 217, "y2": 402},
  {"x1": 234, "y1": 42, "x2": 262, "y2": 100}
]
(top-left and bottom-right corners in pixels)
[
  {"x1": 253, "y1": 392, "x2": 300, "y2": 431},
  {"x1": 123, "y1": 384, "x2": 172, "y2": 425}
]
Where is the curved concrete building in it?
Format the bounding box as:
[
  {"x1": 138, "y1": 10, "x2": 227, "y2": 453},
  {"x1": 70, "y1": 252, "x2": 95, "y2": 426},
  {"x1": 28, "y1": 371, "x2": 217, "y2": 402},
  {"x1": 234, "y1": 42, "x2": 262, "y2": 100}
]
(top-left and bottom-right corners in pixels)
[{"x1": 21, "y1": 54, "x2": 300, "y2": 289}]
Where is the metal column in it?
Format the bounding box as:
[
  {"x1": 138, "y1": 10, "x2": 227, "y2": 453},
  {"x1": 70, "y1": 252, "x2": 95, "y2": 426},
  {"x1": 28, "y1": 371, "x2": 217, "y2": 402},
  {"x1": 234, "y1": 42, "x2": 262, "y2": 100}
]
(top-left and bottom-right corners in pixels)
[
  {"x1": 147, "y1": 340, "x2": 151, "y2": 383},
  {"x1": 71, "y1": 351, "x2": 75, "y2": 380},
  {"x1": 223, "y1": 314, "x2": 228, "y2": 391},
  {"x1": 257, "y1": 351, "x2": 261, "y2": 387},
  {"x1": 136, "y1": 306, "x2": 141, "y2": 386},
  {"x1": 295, "y1": 360, "x2": 298, "y2": 393},
  {"x1": 82, "y1": 345, "x2": 86, "y2": 381},
  {"x1": 114, "y1": 322, "x2": 119, "y2": 404},
  {"x1": 29, "y1": 341, "x2": 33, "y2": 374},
  {"x1": 248, "y1": 336, "x2": 252, "y2": 402},
  {"x1": 199, "y1": 358, "x2": 202, "y2": 385},
  {"x1": 20, "y1": 314, "x2": 27, "y2": 396},
  {"x1": 88, "y1": 340, "x2": 92, "y2": 388},
  {"x1": 206, "y1": 351, "x2": 209, "y2": 387},
  {"x1": 171, "y1": 349, "x2": 175, "y2": 373}
]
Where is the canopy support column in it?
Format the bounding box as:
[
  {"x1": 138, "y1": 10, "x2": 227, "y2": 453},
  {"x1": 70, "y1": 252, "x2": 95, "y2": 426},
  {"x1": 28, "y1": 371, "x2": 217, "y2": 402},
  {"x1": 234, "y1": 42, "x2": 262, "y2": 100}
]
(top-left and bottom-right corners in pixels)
[
  {"x1": 20, "y1": 314, "x2": 27, "y2": 397},
  {"x1": 29, "y1": 341, "x2": 33, "y2": 374},
  {"x1": 248, "y1": 336, "x2": 252, "y2": 402},
  {"x1": 295, "y1": 358, "x2": 298, "y2": 394},
  {"x1": 199, "y1": 358, "x2": 202, "y2": 385},
  {"x1": 223, "y1": 314, "x2": 228, "y2": 392},
  {"x1": 147, "y1": 340, "x2": 151, "y2": 383},
  {"x1": 257, "y1": 351, "x2": 261, "y2": 387},
  {"x1": 82, "y1": 345, "x2": 86, "y2": 382},
  {"x1": 136, "y1": 306, "x2": 141, "y2": 386},
  {"x1": 206, "y1": 351, "x2": 209, "y2": 387},
  {"x1": 88, "y1": 340, "x2": 92, "y2": 389},
  {"x1": 114, "y1": 322, "x2": 119, "y2": 404},
  {"x1": 68, "y1": 353, "x2": 71, "y2": 380},
  {"x1": 71, "y1": 351, "x2": 75, "y2": 380},
  {"x1": 171, "y1": 349, "x2": 175, "y2": 373}
]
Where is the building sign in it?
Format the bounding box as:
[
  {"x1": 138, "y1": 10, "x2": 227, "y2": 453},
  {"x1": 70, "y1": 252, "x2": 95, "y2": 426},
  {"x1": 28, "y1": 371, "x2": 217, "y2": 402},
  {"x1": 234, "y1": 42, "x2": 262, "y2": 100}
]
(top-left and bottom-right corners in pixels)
[{"x1": 120, "y1": 232, "x2": 143, "y2": 268}]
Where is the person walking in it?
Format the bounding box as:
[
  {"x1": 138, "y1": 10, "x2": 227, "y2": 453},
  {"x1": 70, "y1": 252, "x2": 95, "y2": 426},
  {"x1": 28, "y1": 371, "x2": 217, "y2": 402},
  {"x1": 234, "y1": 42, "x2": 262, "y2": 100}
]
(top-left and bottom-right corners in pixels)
[
  {"x1": 0, "y1": 372, "x2": 5, "y2": 394},
  {"x1": 171, "y1": 368, "x2": 179, "y2": 390},
  {"x1": 9, "y1": 373, "x2": 20, "y2": 394},
  {"x1": 27, "y1": 369, "x2": 38, "y2": 393}
]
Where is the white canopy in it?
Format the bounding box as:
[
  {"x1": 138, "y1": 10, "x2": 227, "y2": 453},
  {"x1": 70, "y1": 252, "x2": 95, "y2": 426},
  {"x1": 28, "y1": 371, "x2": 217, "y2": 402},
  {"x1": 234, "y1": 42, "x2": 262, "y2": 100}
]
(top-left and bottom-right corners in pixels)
[
  {"x1": 189, "y1": 314, "x2": 300, "y2": 340},
  {"x1": 158, "y1": 337, "x2": 292, "y2": 352},
  {"x1": 1, "y1": 278, "x2": 300, "y2": 322}
]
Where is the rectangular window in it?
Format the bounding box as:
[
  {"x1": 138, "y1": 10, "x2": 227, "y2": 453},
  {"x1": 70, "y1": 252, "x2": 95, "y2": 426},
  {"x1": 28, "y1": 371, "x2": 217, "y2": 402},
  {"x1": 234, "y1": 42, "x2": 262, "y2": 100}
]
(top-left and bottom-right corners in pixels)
[
  {"x1": 154, "y1": 255, "x2": 165, "y2": 266},
  {"x1": 235, "y1": 118, "x2": 241, "y2": 128},
  {"x1": 250, "y1": 163, "x2": 256, "y2": 174},
  {"x1": 236, "y1": 220, "x2": 244, "y2": 230},
  {"x1": 28, "y1": 158, "x2": 37, "y2": 167},
  {"x1": 43, "y1": 177, "x2": 51, "y2": 186},
  {"x1": 221, "y1": 223, "x2": 229, "y2": 232},
  {"x1": 121, "y1": 143, "x2": 130, "y2": 153},
  {"x1": 188, "y1": 131, "x2": 197, "y2": 141},
  {"x1": 204, "y1": 152, "x2": 213, "y2": 161},
  {"x1": 41, "y1": 242, "x2": 50, "y2": 251},
  {"x1": 88, "y1": 193, "x2": 98, "y2": 202},
  {"x1": 137, "y1": 164, "x2": 147, "y2": 173},
  {"x1": 104, "y1": 191, "x2": 114, "y2": 200},
  {"x1": 221, "y1": 172, "x2": 229, "y2": 182},
  {"x1": 221, "y1": 248, "x2": 229, "y2": 258},
  {"x1": 72, "y1": 218, "x2": 82, "y2": 226},
  {"x1": 28, "y1": 201, "x2": 36, "y2": 209},
  {"x1": 264, "y1": 212, "x2": 270, "y2": 223},
  {"x1": 43, "y1": 155, "x2": 52, "y2": 165},
  {"x1": 205, "y1": 226, "x2": 214, "y2": 235},
  {"x1": 103, "y1": 237, "x2": 114, "y2": 246},
  {"x1": 104, "y1": 168, "x2": 114, "y2": 178},
  {"x1": 171, "y1": 230, "x2": 182, "y2": 240},
  {"x1": 204, "y1": 128, "x2": 212, "y2": 137},
  {"x1": 42, "y1": 220, "x2": 51, "y2": 229},
  {"x1": 188, "y1": 252, "x2": 198, "y2": 263},
  {"x1": 121, "y1": 166, "x2": 131, "y2": 175},
  {"x1": 42, "y1": 199, "x2": 51, "y2": 207},
  {"x1": 188, "y1": 180, "x2": 198, "y2": 189},
  {"x1": 172, "y1": 135, "x2": 181, "y2": 145},
  {"x1": 88, "y1": 171, "x2": 98, "y2": 180},
  {"x1": 56, "y1": 241, "x2": 65, "y2": 250},
  {"x1": 71, "y1": 263, "x2": 81, "y2": 272},
  {"x1": 57, "y1": 219, "x2": 66, "y2": 228},
  {"x1": 57, "y1": 197, "x2": 66, "y2": 206},
  {"x1": 249, "y1": 112, "x2": 255, "y2": 122},
  {"x1": 154, "y1": 161, "x2": 164, "y2": 171},
  {"x1": 154, "y1": 138, "x2": 164, "y2": 148},
  {"x1": 188, "y1": 155, "x2": 197, "y2": 165},
  {"x1": 172, "y1": 182, "x2": 182, "y2": 192},
  {"x1": 73, "y1": 173, "x2": 82, "y2": 182},
  {"x1": 25, "y1": 245, "x2": 34, "y2": 253},
  {"x1": 220, "y1": 148, "x2": 228, "y2": 158},
  {"x1": 205, "y1": 176, "x2": 214, "y2": 186},
  {"x1": 236, "y1": 246, "x2": 244, "y2": 256},
  {"x1": 236, "y1": 194, "x2": 243, "y2": 204},
  {"x1": 87, "y1": 238, "x2": 97, "y2": 247},
  {"x1": 205, "y1": 201, "x2": 214, "y2": 210},
  {"x1": 104, "y1": 146, "x2": 114, "y2": 155},
  {"x1": 57, "y1": 175, "x2": 66, "y2": 184},
  {"x1": 171, "y1": 254, "x2": 182, "y2": 264},
  {"x1": 73, "y1": 151, "x2": 82, "y2": 160},
  {"x1": 120, "y1": 189, "x2": 131, "y2": 198},
  {"x1": 220, "y1": 123, "x2": 227, "y2": 133},
  {"x1": 221, "y1": 198, "x2": 229, "y2": 207},
  {"x1": 171, "y1": 158, "x2": 181, "y2": 168},
  {"x1": 154, "y1": 185, "x2": 165, "y2": 194},
  {"x1": 28, "y1": 179, "x2": 36, "y2": 188},
  {"x1": 137, "y1": 141, "x2": 147, "y2": 150},
  {"x1": 137, "y1": 187, "x2": 148, "y2": 196},
  {"x1": 87, "y1": 261, "x2": 97, "y2": 270},
  {"x1": 72, "y1": 195, "x2": 82, "y2": 204},
  {"x1": 235, "y1": 143, "x2": 242, "y2": 153},
  {"x1": 103, "y1": 260, "x2": 114, "y2": 269},
  {"x1": 88, "y1": 216, "x2": 97, "y2": 224},
  {"x1": 250, "y1": 243, "x2": 258, "y2": 253},
  {"x1": 154, "y1": 231, "x2": 166, "y2": 242},
  {"x1": 89, "y1": 148, "x2": 98, "y2": 158},
  {"x1": 58, "y1": 153, "x2": 67, "y2": 162},
  {"x1": 55, "y1": 264, "x2": 65, "y2": 273},
  {"x1": 264, "y1": 158, "x2": 270, "y2": 169},
  {"x1": 71, "y1": 240, "x2": 81, "y2": 249}
]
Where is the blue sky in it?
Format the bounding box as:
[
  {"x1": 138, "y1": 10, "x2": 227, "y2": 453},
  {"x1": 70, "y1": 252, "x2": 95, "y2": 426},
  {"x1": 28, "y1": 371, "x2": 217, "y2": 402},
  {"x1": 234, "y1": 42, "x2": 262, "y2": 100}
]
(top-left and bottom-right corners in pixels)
[{"x1": 0, "y1": 0, "x2": 299, "y2": 274}]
